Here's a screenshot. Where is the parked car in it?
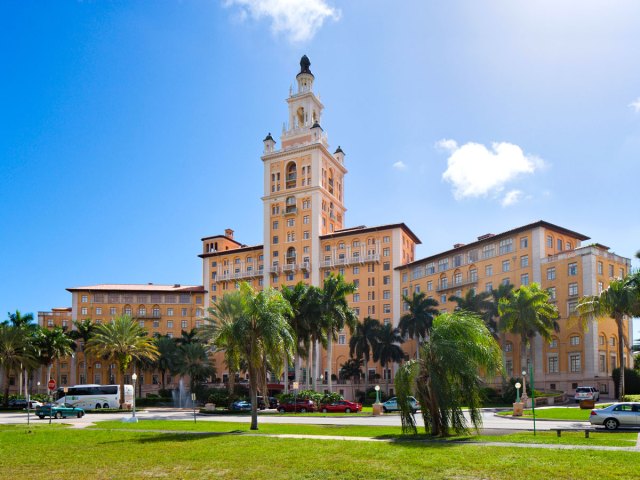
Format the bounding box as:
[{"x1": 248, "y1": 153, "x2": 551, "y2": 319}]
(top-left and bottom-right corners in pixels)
[
  {"x1": 589, "y1": 403, "x2": 640, "y2": 430},
  {"x1": 319, "y1": 400, "x2": 362, "y2": 413},
  {"x1": 382, "y1": 396, "x2": 420, "y2": 413},
  {"x1": 277, "y1": 399, "x2": 316, "y2": 413},
  {"x1": 230, "y1": 400, "x2": 252, "y2": 412},
  {"x1": 256, "y1": 396, "x2": 278, "y2": 410},
  {"x1": 575, "y1": 386, "x2": 600, "y2": 402},
  {"x1": 36, "y1": 403, "x2": 85, "y2": 419},
  {"x1": 8, "y1": 399, "x2": 43, "y2": 410}
]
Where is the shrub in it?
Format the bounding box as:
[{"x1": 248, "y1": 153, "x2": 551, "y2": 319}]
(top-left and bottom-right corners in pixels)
[
  {"x1": 612, "y1": 368, "x2": 640, "y2": 396},
  {"x1": 206, "y1": 388, "x2": 230, "y2": 406},
  {"x1": 500, "y1": 378, "x2": 532, "y2": 404}
]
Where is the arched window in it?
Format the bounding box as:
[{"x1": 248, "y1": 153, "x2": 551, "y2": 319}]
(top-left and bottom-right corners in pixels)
[
  {"x1": 286, "y1": 247, "x2": 296, "y2": 264},
  {"x1": 138, "y1": 305, "x2": 146, "y2": 317},
  {"x1": 286, "y1": 162, "x2": 297, "y2": 189},
  {"x1": 328, "y1": 168, "x2": 334, "y2": 194}
]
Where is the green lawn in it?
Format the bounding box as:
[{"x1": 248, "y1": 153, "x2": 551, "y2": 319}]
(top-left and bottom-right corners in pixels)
[
  {"x1": 497, "y1": 407, "x2": 597, "y2": 421},
  {"x1": 1, "y1": 424, "x2": 638, "y2": 479}
]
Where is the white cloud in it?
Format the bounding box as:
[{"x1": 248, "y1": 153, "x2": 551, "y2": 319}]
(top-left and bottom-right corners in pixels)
[
  {"x1": 629, "y1": 97, "x2": 640, "y2": 113},
  {"x1": 501, "y1": 189, "x2": 523, "y2": 207},
  {"x1": 392, "y1": 161, "x2": 407, "y2": 170},
  {"x1": 223, "y1": 0, "x2": 340, "y2": 43},
  {"x1": 440, "y1": 140, "x2": 543, "y2": 200},
  {"x1": 435, "y1": 138, "x2": 458, "y2": 152}
]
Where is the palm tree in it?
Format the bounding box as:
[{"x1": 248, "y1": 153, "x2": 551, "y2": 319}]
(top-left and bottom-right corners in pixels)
[
  {"x1": 0, "y1": 324, "x2": 36, "y2": 407},
  {"x1": 395, "y1": 311, "x2": 503, "y2": 436},
  {"x1": 339, "y1": 358, "x2": 363, "y2": 384},
  {"x1": 318, "y1": 274, "x2": 357, "y2": 391},
  {"x1": 68, "y1": 319, "x2": 96, "y2": 384},
  {"x1": 349, "y1": 316, "x2": 381, "y2": 393},
  {"x1": 489, "y1": 283, "x2": 515, "y2": 338},
  {"x1": 300, "y1": 285, "x2": 325, "y2": 390},
  {"x1": 154, "y1": 334, "x2": 178, "y2": 391},
  {"x1": 373, "y1": 323, "x2": 404, "y2": 394},
  {"x1": 85, "y1": 315, "x2": 159, "y2": 407},
  {"x1": 398, "y1": 292, "x2": 439, "y2": 359},
  {"x1": 173, "y1": 342, "x2": 216, "y2": 394},
  {"x1": 498, "y1": 283, "x2": 559, "y2": 377},
  {"x1": 449, "y1": 289, "x2": 495, "y2": 336},
  {"x1": 209, "y1": 283, "x2": 294, "y2": 430},
  {"x1": 577, "y1": 277, "x2": 639, "y2": 399},
  {"x1": 35, "y1": 326, "x2": 74, "y2": 387},
  {"x1": 3, "y1": 310, "x2": 37, "y2": 395},
  {"x1": 281, "y1": 282, "x2": 312, "y2": 391},
  {"x1": 176, "y1": 328, "x2": 198, "y2": 346}
]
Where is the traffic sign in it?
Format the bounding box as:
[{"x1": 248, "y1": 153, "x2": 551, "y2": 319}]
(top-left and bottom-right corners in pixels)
[
  {"x1": 48, "y1": 379, "x2": 56, "y2": 391},
  {"x1": 292, "y1": 382, "x2": 299, "y2": 390}
]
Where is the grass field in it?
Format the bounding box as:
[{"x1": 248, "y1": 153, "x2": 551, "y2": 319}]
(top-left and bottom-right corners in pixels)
[
  {"x1": 1, "y1": 423, "x2": 638, "y2": 479},
  {"x1": 497, "y1": 407, "x2": 596, "y2": 421}
]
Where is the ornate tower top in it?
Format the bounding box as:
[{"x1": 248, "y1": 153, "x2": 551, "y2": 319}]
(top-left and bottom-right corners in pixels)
[{"x1": 297, "y1": 55, "x2": 313, "y2": 77}]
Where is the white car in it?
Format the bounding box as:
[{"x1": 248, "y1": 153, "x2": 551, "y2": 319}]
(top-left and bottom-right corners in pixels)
[
  {"x1": 382, "y1": 396, "x2": 420, "y2": 413},
  {"x1": 574, "y1": 386, "x2": 600, "y2": 402}
]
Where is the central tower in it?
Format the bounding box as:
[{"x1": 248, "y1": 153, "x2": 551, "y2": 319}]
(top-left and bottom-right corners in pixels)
[{"x1": 261, "y1": 56, "x2": 347, "y2": 288}]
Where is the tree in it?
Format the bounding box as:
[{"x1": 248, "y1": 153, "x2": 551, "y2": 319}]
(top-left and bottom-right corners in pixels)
[
  {"x1": 449, "y1": 289, "x2": 495, "y2": 337},
  {"x1": 173, "y1": 342, "x2": 216, "y2": 393},
  {"x1": 373, "y1": 323, "x2": 404, "y2": 394},
  {"x1": 68, "y1": 318, "x2": 96, "y2": 384},
  {"x1": 398, "y1": 292, "x2": 439, "y2": 359},
  {"x1": 209, "y1": 283, "x2": 294, "y2": 430},
  {"x1": 0, "y1": 324, "x2": 36, "y2": 407},
  {"x1": 176, "y1": 328, "x2": 198, "y2": 346},
  {"x1": 85, "y1": 315, "x2": 159, "y2": 407},
  {"x1": 577, "y1": 277, "x2": 639, "y2": 399},
  {"x1": 3, "y1": 310, "x2": 37, "y2": 395},
  {"x1": 318, "y1": 274, "x2": 357, "y2": 391},
  {"x1": 488, "y1": 283, "x2": 515, "y2": 339},
  {"x1": 349, "y1": 317, "x2": 381, "y2": 393},
  {"x1": 498, "y1": 283, "x2": 559, "y2": 376},
  {"x1": 395, "y1": 311, "x2": 503, "y2": 436},
  {"x1": 339, "y1": 358, "x2": 363, "y2": 384},
  {"x1": 281, "y1": 282, "x2": 312, "y2": 390},
  {"x1": 154, "y1": 334, "x2": 178, "y2": 391},
  {"x1": 35, "y1": 326, "x2": 73, "y2": 387}
]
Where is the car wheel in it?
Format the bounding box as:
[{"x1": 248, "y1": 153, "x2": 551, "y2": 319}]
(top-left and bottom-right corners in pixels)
[
  {"x1": 77, "y1": 412, "x2": 83, "y2": 418},
  {"x1": 604, "y1": 418, "x2": 619, "y2": 430},
  {"x1": 383, "y1": 407, "x2": 388, "y2": 413},
  {"x1": 103, "y1": 403, "x2": 109, "y2": 409},
  {"x1": 55, "y1": 412, "x2": 63, "y2": 419},
  {"x1": 278, "y1": 407, "x2": 286, "y2": 413},
  {"x1": 345, "y1": 408, "x2": 351, "y2": 413},
  {"x1": 322, "y1": 408, "x2": 328, "y2": 413},
  {"x1": 38, "y1": 415, "x2": 45, "y2": 419},
  {"x1": 299, "y1": 408, "x2": 306, "y2": 413},
  {"x1": 411, "y1": 409, "x2": 417, "y2": 414},
  {"x1": 95, "y1": 404, "x2": 102, "y2": 409}
]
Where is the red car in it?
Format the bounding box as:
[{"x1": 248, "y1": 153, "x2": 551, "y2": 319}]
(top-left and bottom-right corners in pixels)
[
  {"x1": 277, "y1": 399, "x2": 316, "y2": 413},
  {"x1": 319, "y1": 400, "x2": 362, "y2": 413}
]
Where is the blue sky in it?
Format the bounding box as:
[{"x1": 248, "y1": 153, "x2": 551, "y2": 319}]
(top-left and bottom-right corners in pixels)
[{"x1": 1, "y1": 1, "x2": 638, "y2": 333}]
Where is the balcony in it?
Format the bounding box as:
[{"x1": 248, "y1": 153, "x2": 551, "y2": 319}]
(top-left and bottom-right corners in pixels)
[
  {"x1": 268, "y1": 265, "x2": 280, "y2": 275},
  {"x1": 216, "y1": 272, "x2": 233, "y2": 282},
  {"x1": 335, "y1": 257, "x2": 349, "y2": 266},
  {"x1": 364, "y1": 253, "x2": 380, "y2": 263},
  {"x1": 136, "y1": 314, "x2": 162, "y2": 320},
  {"x1": 284, "y1": 206, "x2": 297, "y2": 215},
  {"x1": 282, "y1": 263, "x2": 297, "y2": 273},
  {"x1": 299, "y1": 262, "x2": 310, "y2": 271},
  {"x1": 435, "y1": 278, "x2": 478, "y2": 293},
  {"x1": 320, "y1": 260, "x2": 334, "y2": 269}
]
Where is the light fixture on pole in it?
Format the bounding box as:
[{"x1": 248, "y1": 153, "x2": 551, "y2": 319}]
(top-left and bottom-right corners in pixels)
[
  {"x1": 374, "y1": 385, "x2": 381, "y2": 404},
  {"x1": 131, "y1": 373, "x2": 138, "y2": 423},
  {"x1": 521, "y1": 370, "x2": 529, "y2": 404},
  {"x1": 515, "y1": 382, "x2": 521, "y2": 403}
]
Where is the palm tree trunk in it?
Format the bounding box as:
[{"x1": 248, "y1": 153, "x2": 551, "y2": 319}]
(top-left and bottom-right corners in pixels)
[
  {"x1": 229, "y1": 368, "x2": 236, "y2": 398},
  {"x1": 416, "y1": 335, "x2": 421, "y2": 360},
  {"x1": 364, "y1": 358, "x2": 369, "y2": 394},
  {"x1": 83, "y1": 349, "x2": 89, "y2": 384},
  {"x1": 283, "y1": 355, "x2": 289, "y2": 394},
  {"x1": 249, "y1": 365, "x2": 258, "y2": 430},
  {"x1": 119, "y1": 366, "x2": 126, "y2": 408},
  {"x1": 616, "y1": 314, "x2": 625, "y2": 400},
  {"x1": 3, "y1": 368, "x2": 11, "y2": 407},
  {"x1": 327, "y1": 337, "x2": 333, "y2": 391}
]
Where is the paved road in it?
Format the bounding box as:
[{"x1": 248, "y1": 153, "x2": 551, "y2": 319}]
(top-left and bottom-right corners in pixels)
[{"x1": 0, "y1": 407, "x2": 594, "y2": 432}]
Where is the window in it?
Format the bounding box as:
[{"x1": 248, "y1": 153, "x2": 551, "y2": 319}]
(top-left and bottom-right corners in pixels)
[
  {"x1": 549, "y1": 338, "x2": 558, "y2": 348},
  {"x1": 520, "y1": 237, "x2": 528, "y2": 248},
  {"x1": 427, "y1": 281, "x2": 433, "y2": 291},
  {"x1": 95, "y1": 307, "x2": 102, "y2": 315},
  {"x1": 272, "y1": 220, "x2": 279, "y2": 230},
  {"x1": 570, "y1": 335, "x2": 580, "y2": 346},
  {"x1": 383, "y1": 247, "x2": 390, "y2": 257},
  {"x1": 383, "y1": 236, "x2": 390, "y2": 243},
  {"x1": 181, "y1": 320, "x2": 188, "y2": 329},
  {"x1": 547, "y1": 267, "x2": 556, "y2": 280},
  {"x1": 469, "y1": 268, "x2": 477, "y2": 282},
  {"x1": 499, "y1": 238, "x2": 513, "y2": 254},
  {"x1": 598, "y1": 281, "x2": 604, "y2": 293},
  {"x1": 303, "y1": 215, "x2": 309, "y2": 224},
  {"x1": 383, "y1": 304, "x2": 391, "y2": 314},
  {"x1": 272, "y1": 236, "x2": 279, "y2": 244},
  {"x1": 81, "y1": 295, "x2": 88, "y2": 303},
  {"x1": 548, "y1": 356, "x2": 559, "y2": 374},
  {"x1": 167, "y1": 320, "x2": 173, "y2": 328},
  {"x1": 608, "y1": 264, "x2": 614, "y2": 277},
  {"x1": 454, "y1": 272, "x2": 462, "y2": 285},
  {"x1": 599, "y1": 334, "x2": 605, "y2": 346},
  {"x1": 181, "y1": 308, "x2": 188, "y2": 317},
  {"x1": 568, "y1": 301, "x2": 578, "y2": 315},
  {"x1": 505, "y1": 360, "x2": 513, "y2": 377},
  {"x1": 520, "y1": 255, "x2": 529, "y2": 268},
  {"x1": 167, "y1": 308, "x2": 174, "y2": 317},
  {"x1": 482, "y1": 244, "x2": 495, "y2": 259},
  {"x1": 440, "y1": 294, "x2": 447, "y2": 303},
  {"x1": 353, "y1": 293, "x2": 360, "y2": 302},
  {"x1": 502, "y1": 260, "x2": 510, "y2": 272},
  {"x1": 568, "y1": 263, "x2": 578, "y2": 276},
  {"x1": 353, "y1": 266, "x2": 360, "y2": 274},
  {"x1": 383, "y1": 262, "x2": 390, "y2": 271},
  {"x1": 81, "y1": 307, "x2": 88, "y2": 315},
  {"x1": 153, "y1": 320, "x2": 159, "y2": 328},
  {"x1": 569, "y1": 283, "x2": 578, "y2": 296},
  {"x1": 438, "y1": 258, "x2": 449, "y2": 271},
  {"x1": 383, "y1": 275, "x2": 390, "y2": 285},
  {"x1": 597, "y1": 261, "x2": 603, "y2": 275},
  {"x1": 599, "y1": 355, "x2": 606, "y2": 372},
  {"x1": 504, "y1": 342, "x2": 512, "y2": 352},
  {"x1": 453, "y1": 255, "x2": 462, "y2": 267},
  {"x1": 546, "y1": 235, "x2": 553, "y2": 248},
  {"x1": 440, "y1": 277, "x2": 448, "y2": 289},
  {"x1": 520, "y1": 273, "x2": 529, "y2": 286},
  {"x1": 611, "y1": 355, "x2": 617, "y2": 370},
  {"x1": 110, "y1": 307, "x2": 116, "y2": 315},
  {"x1": 566, "y1": 242, "x2": 572, "y2": 250},
  {"x1": 338, "y1": 335, "x2": 346, "y2": 345},
  {"x1": 383, "y1": 290, "x2": 390, "y2": 299},
  {"x1": 426, "y1": 263, "x2": 435, "y2": 275},
  {"x1": 485, "y1": 282, "x2": 493, "y2": 292},
  {"x1": 610, "y1": 337, "x2": 616, "y2": 347},
  {"x1": 557, "y1": 238, "x2": 563, "y2": 251},
  {"x1": 485, "y1": 265, "x2": 493, "y2": 276},
  {"x1": 286, "y1": 218, "x2": 295, "y2": 227},
  {"x1": 548, "y1": 287, "x2": 556, "y2": 300},
  {"x1": 570, "y1": 353, "x2": 581, "y2": 372}
]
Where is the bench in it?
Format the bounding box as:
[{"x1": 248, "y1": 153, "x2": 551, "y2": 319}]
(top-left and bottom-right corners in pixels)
[{"x1": 554, "y1": 428, "x2": 593, "y2": 438}]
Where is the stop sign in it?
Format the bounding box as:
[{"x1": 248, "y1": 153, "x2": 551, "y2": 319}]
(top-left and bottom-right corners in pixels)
[{"x1": 48, "y1": 379, "x2": 56, "y2": 391}]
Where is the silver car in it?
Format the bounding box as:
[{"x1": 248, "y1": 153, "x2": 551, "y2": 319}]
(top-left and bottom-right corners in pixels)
[{"x1": 589, "y1": 402, "x2": 640, "y2": 430}]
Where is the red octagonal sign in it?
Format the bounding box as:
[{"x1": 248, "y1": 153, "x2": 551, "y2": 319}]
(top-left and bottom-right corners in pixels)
[{"x1": 48, "y1": 379, "x2": 56, "y2": 391}]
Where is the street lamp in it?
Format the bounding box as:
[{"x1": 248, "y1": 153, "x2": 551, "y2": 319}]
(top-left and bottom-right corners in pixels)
[
  {"x1": 521, "y1": 370, "x2": 529, "y2": 404},
  {"x1": 131, "y1": 373, "x2": 138, "y2": 423},
  {"x1": 374, "y1": 385, "x2": 381, "y2": 404},
  {"x1": 515, "y1": 382, "x2": 522, "y2": 403}
]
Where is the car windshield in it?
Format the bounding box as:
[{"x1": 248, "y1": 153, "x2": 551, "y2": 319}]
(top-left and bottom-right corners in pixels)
[{"x1": 576, "y1": 388, "x2": 591, "y2": 393}]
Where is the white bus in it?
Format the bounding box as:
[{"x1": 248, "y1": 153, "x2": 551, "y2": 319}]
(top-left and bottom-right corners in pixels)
[{"x1": 55, "y1": 384, "x2": 134, "y2": 409}]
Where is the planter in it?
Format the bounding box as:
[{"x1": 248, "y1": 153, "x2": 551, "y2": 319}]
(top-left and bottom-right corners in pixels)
[
  {"x1": 372, "y1": 403, "x2": 383, "y2": 416},
  {"x1": 512, "y1": 402, "x2": 524, "y2": 416},
  {"x1": 204, "y1": 403, "x2": 216, "y2": 411},
  {"x1": 579, "y1": 400, "x2": 595, "y2": 410}
]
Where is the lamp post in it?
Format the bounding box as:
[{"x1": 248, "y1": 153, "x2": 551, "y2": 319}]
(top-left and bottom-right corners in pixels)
[
  {"x1": 515, "y1": 382, "x2": 521, "y2": 403},
  {"x1": 374, "y1": 385, "x2": 381, "y2": 404},
  {"x1": 521, "y1": 370, "x2": 528, "y2": 405},
  {"x1": 191, "y1": 393, "x2": 197, "y2": 423},
  {"x1": 131, "y1": 373, "x2": 138, "y2": 423}
]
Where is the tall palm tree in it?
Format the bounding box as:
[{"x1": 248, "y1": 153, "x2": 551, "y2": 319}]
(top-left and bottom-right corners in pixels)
[
  {"x1": 35, "y1": 326, "x2": 74, "y2": 386},
  {"x1": 301, "y1": 285, "x2": 325, "y2": 390},
  {"x1": 0, "y1": 324, "x2": 36, "y2": 407},
  {"x1": 85, "y1": 315, "x2": 159, "y2": 407},
  {"x1": 489, "y1": 283, "x2": 515, "y2": 338},
  {"x1": 449, "y1": 289, "x2": 495, "y2": 336},
  {"x1": 176, "y1": 328, "x2": 198, "y2": 346},
  {"x1": 281, "y1": 282, "x2": 312, "y2": 390},
  {"x1": 395, "y1": 311, "x2": 503, "y2": 436},
  {"x1": 154, "y1": 334, "x2": 178, "y2": 391},
  {"x1": 577, "y1": 277, "x2": 639, "y2": 399},
  {"x1": 398, "y1": 292, "x2": 439, "y2": 359},
  {"x1": 209, "y1": 283, "x2": 294, "y2": 430},
  {"x1": 373, "y1": 323, "x2": 405, "y2": 394},
  {"x1": 349, "y1": 316, "x2": 381, "y2": 393},
  {"x1": 4, "y1": 311, "x2": 37, "y2": 395},
  {"x1": 68, "y1": 319, "x2": 96, "y2": 384},
  {"x1": 339, "y1": 358, "x2": 363, "y2": 384},
  {"x1": 498, "y1": 283, "x2": 558, "y2": 377},
  {"x1": 318, "y1": 274, "x2": 357, "y2": 390},
  {"x1": 173, "y1": 342, "x2": 216, "y2": 394}
]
